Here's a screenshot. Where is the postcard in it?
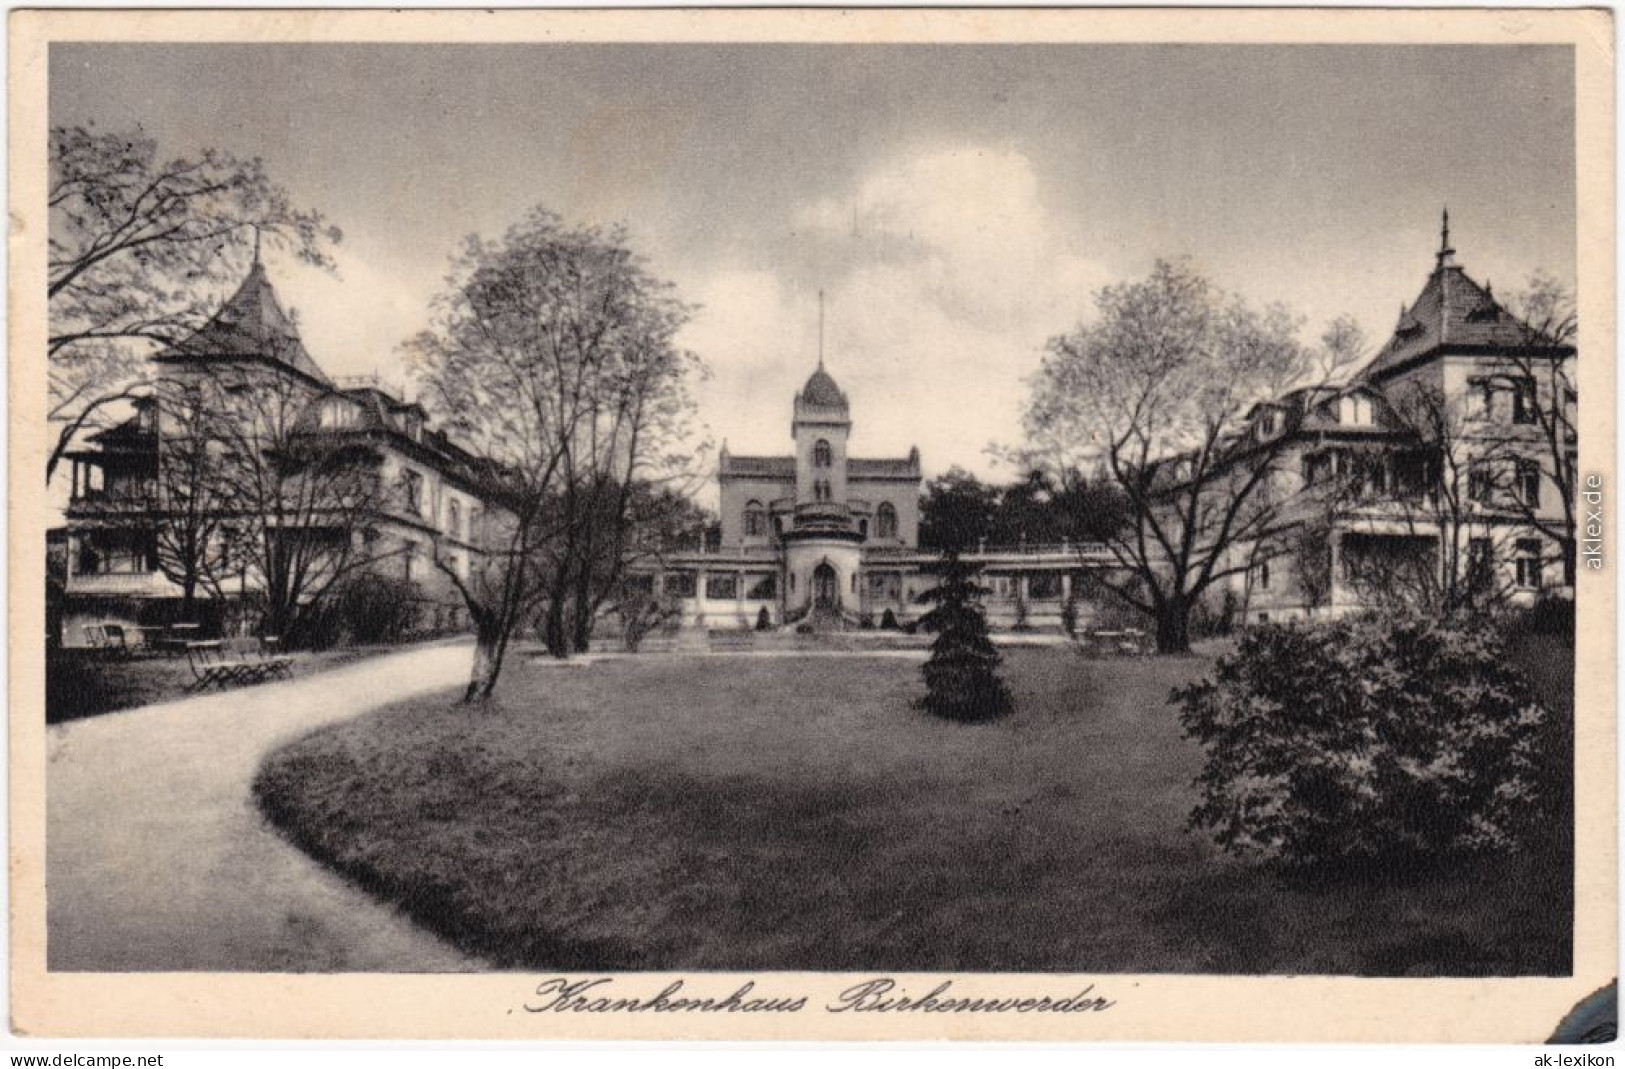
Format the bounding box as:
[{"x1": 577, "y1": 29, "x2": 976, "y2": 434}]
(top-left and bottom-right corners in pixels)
[{"x1": 9, "y1": 7, "x2": 1616, "y2": 1043}]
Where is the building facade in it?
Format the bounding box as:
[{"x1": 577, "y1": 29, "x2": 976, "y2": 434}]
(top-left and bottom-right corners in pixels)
[
  {"x1": 631, "y1": 361, "x2": 1107, "y2": 632},
  {"x1": 58, "y1": 260, "x2": 505, "y2": 646},
  {"x1": 1224, "y1": 220, "x2": 1577, "y2": 622}
]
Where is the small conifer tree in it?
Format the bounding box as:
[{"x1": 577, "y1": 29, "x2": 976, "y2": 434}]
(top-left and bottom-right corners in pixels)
[{"x1": 916, "y1": 550, "x2": 1012, "y2": 721}]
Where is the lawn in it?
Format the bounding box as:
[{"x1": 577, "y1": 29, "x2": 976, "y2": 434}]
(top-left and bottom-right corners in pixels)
[{"x1": 254, "y1": 645, "x2": 1573, "y2": 975}]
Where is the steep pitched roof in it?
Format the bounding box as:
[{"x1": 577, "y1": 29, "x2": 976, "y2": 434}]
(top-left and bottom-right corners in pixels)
[
  {"x1": 160, "y1": 262, "x2": 331, "y2": 385},
  {"x1": 1357, "y1": 263, "x2": 1560, "y2": 383}
]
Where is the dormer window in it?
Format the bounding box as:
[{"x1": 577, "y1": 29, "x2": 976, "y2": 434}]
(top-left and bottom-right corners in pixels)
[
  {"x1": 813, "y1": 439, "x2": 832, "y2": 468},
  {"x1": 1338, "y1": 394, "x2": 1373, "y2": 426},
  {"x1": 319, "y1": 398, "x2": 359, "y2": 430}
]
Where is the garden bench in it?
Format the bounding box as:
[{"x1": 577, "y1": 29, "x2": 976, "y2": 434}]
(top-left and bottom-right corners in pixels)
[
  {"x1": 184, "y1": 637, "x2": 294, "y2": 690},
  {"x1": 1076, "y1": 628, "x2": 1149, "y2": 657},
  {"x1": 708, "y1": 630, "x2": 756, "y2": 651}
]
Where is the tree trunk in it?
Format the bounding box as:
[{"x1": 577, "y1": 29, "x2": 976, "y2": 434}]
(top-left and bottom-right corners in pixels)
[
  {"x1": 464, "y1": 621, "x2": 504, "y2": 703},
  {"x1": 1154, "y1": 600, "x2": 1191, "y2": 655},
  {"x1": 543, "y1": 595, "x2": 570, "y2": 659}
]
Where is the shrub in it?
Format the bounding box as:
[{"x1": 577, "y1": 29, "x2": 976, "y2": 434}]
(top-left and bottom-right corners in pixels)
[
  {"x1": 326, "y1": 574, "x2": 426, "y2": 646},
  {"x1": 1059, "y1": 596, "x2": 1078, "y2": 638},
  {"x1": 755, "y1": 606, "x2": 773, "y2": 631},
  {"x1": 1507, "y1": 596, "x2": 1575, "y2": 639},
  {"x1": 859, "y1": 612, "x2": 875, "y2": 630},
  {"x1": 1175, "y1": 614, "x2": 1546, "y2": 870},
  {"x1": 880, "y1": 608, "x2": 899, "y2": 631},
  {"x1": 915, "y1": 550, "x2": 1012, "y2": 722}
]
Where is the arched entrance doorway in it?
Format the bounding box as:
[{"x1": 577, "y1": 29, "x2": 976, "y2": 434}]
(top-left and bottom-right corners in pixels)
[{"x1": 812, "y1": 562, "x2": 838, "y2": 610}]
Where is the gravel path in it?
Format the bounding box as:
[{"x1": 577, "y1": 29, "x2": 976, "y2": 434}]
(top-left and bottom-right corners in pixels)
[{"x1": 47, "y1": 642, "x2": 485, "y2": 972}]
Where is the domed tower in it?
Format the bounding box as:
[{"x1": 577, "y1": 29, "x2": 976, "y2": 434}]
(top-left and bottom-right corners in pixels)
[{"x1": 792, "y1": 363, "x2": 851, "y2": 506}]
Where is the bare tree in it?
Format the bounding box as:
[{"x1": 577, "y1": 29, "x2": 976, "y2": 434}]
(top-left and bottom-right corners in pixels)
[
  {"x1": 409, "y1": 207, "x2": 703, "y2": 701},
  {"x1": 1496, "y1": 273, "x2": 1579, "y2": 583},
  {"x1": 48, "y1": 124, "x2": 340, "y2": 483},
  {"x1": 149, "y1": 381, "x2": 238, "y2": 619},
  {"x1": 204, "y1": 369, "x2": 387, "y2": 642},
  {"x1": 1023, "y1": 259, "x2": 1358, "y2": 653},
  {"x1": 1321, "y1": 381, "x2": 1521, "y2": 615}
]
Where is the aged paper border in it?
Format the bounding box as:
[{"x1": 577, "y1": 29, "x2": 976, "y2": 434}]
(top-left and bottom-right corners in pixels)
[{"x1": 9, "y1": 7, "x2": 1616, "y2": 1042}]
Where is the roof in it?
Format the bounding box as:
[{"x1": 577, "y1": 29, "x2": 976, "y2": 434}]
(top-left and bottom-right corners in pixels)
[
  {"x1": 720, "y1": 454, "x2": 795, "y2": 478},
  {"x1": 718, "y1": 453, "x2": 921, "y2": 480},
  {"x1": 159, "y1": 262, "x2": 332, "y2": 385},
  {"x1": 1357, "y1": 261, "x2": 1564, "y2": 383},
  {"x1": 797, "y1": 367, "x2": 848, "y2": 410},
  {"x1": 849, "y1": 456, "x2": 921, "y2": 479}
]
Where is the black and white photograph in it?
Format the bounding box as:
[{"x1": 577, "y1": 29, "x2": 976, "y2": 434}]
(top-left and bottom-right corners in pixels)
[{"x1": 10, "y1": 7, "x2": 1616, "y2": 1045}]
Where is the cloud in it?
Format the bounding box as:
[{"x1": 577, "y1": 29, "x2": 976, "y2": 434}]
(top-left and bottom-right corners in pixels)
[{"x1": 678, "y1": 145, "x2": 1110, "y2": 482}]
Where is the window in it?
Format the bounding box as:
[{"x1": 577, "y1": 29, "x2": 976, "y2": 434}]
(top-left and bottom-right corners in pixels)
[
  {"x1": 813, "y1": 439, "x2": 832, "y2": 468},
  {"x1": 876, "y1": 502, "x2": 898, "y2": 540},
  {"x1": 705, "y1": 575, "x2": 738, "y2": 600},
  {"x1": 744, "y1": 500, "x2": 766, "y2": 537},
  {"x1": 1338, "y1": 394, "x2": 1373, "y2": 426},
  {"x1": 320, "y1": 398, "x2": 359, "y2": 429},
  {"x1": 1466, "y1": 378, "x2": 1497, "y2": 422},
  {"x1": 1517, "y1": 459, "x2": 1542, "y2": 509},
  {"x1": 403, "y1": 543, "x2": 418, "y2": 581},
  {"x1": 1029, "y1": 572, "x2": 1063, "y2": 600},
  {"x1": 623, "y1": 574, "x2": 655, "y2": 597},
  {"x1": 746, "y1": 574, "x2": 777, "y2": 600},
  {"x1": 859, "y1": 518, "x2": 868, "y2": 539},
  {"x1": 1511, "y1": 378, "x2": 1538, "y2": 424},
  {"x1": 1362, "y1": 458, "x2": 1392, "y2": 498},
  {"x1": 1257, "y1": 561, "x2": 1271, "y2": 591},
  {"x1": 1468, "y1": 465, "x2": 1495, "y2": 505},
  {"x1": 1515, "y1": 539, "x2": 1544, "y2": 589},
  {"x1": 1468, "y1": 538, "x2": 1494, "y2": 590},
  {"x1": 663, "y1": 572, "x2": 697, "y2": 598},
  {"x1": 402, "y1": 470, "x2": 424, "y2": 513},
  {"x1": 447, "y1": 499, "x2": 462, "y2": 539}
]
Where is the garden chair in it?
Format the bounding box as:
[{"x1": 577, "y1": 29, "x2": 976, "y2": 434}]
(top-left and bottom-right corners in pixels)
[
  {"x1": 99, "y1": 624, "x2": 133, "y2": 659},
  {"x1": 255, "y1": 636, "x2": 296, "y2": 680}
]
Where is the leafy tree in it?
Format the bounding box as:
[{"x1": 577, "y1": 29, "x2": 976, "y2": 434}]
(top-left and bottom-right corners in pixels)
[
  {"x1": 409, "y1": 207, "x2": 703, "y2": 700},
  {"x1": 1023, "y1": 259, "x2": 1358, "y2": 653},
  {"x1": 918, "y1": 466, "x2": 1001, "y2": 551},
  {"x1": 48, "y1": 124, "x2": 339, "y2": 484},
  {"x1": 915, "y1": 550, "x2": 1012, "y2": 722}
]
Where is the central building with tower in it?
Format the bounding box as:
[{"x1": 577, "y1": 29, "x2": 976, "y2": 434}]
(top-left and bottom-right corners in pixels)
[{"x1": 631, "y1": 355, "x2": 1091, "y2": 632}]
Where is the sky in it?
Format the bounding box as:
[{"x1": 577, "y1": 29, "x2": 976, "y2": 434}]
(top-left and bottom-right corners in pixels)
[{"x1": 51, "y1": 43, "x2": 1576, "y2": 494}]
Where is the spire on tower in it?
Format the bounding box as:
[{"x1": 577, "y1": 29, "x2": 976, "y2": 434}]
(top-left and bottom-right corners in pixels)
[
  {"x1": 817, "y1": 289, "x2": 825, "y2": 370},
  {"x1": 1436, "y1": 206, "x2": 1456, "y2": 269}
]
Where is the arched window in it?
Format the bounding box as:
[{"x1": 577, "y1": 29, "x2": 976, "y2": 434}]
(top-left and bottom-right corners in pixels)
[
  {"x1": 813, "y1": 439, "x2": 832, "y2": 468},
  {"x1": 744, "y1": 500, "x2": 766, "y2": 537},
  {"x1": 876, "y1": 502, "x2": 898, "y2": 540},
  {"x1": 447, "y1": 499, "x2": 461, "y2": 539}
]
